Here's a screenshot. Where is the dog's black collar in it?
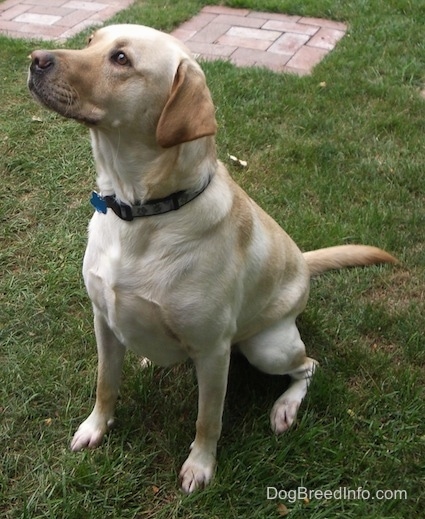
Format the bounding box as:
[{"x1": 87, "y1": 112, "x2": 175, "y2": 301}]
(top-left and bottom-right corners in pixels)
[{"x1": 90, "y1": 176, "x2": 212, "y2": 221}]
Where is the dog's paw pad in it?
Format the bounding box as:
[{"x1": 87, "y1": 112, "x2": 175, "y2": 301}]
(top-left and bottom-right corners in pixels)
[{"x1": 270, "y1": 400, "x2": 300, "y2": 435}]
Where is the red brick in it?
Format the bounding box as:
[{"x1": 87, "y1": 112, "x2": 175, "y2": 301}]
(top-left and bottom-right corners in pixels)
[
  {"x1": 171, "y1": 27, "x2": 197, "y2": 43},
  {"x1": 0, "y1": 4, "x2": 30, "y2": 20},
  {"x1": 217, "y1": 34, "x2": 271, "y2": 51},
  {"x1": 0, "y1": 18, "x2": 64, "y2": 36},
  {"x1": 191, "y1": 22, "x2": 230, "y2": 44},
  {"x1": 55, "y1": 9, "x2": 91, "y2": 27},
  {"x1": 15, "y1": 13, "x2": 61, "y2": 25},
  {"x1": 1, "y1": 28, "x2": 52, "y2": 39},
  {"x1": 62, "y1": 1, "x2": 106, "y2": 12},
  {"x1": 95, "y1": 0, "x2": 133, "y2": 6},
  {"x1": 232, "y1": 47, "x2": 291, "y2": 71},
  {"x1": 59, "y1": 18, "x2": 101, "y2": 39},
  {"x1": 262, "y1": 20, "x2": 319, "y2": 36},
  {"x1": 0, "y1": 2, "x2": 345, "y2": 74},
  {"x1": 201, "y1": 5, "x2": 250, "y2": 16},
  {"x1": 0, "y1": 19, "x2": 22, "y2": 31},
  {"x1": 230, "y1": 47, "x2": 259, "y2": 66},
  {"x1": 88, "y1": 4, "x2": 128, "y2": 21},
  {"x1": 247, "y1": 11, "x2": 301, "y2": 22},
  {"x1": 185, "y1": 40, "x2": 236, "y2": 58},
  {"x1": 21, "y1": 0, "x2": 68, "y2": 6},
  {"x1": 0, "y1": 0, "x2": 23, "y2": 13},
  {"x1": 177, "y1": 13, "x2": 216, "y2": 32},
  {"x1": 225, "y1": 26, "x2": 281, "y2": 42},
  {"x1": 300, "y1": 16, "x2": 347, "y2": 31},
  {"x1": 286, "y1": 45, "x2": 329, "y2": 72},
  {"x1": 268, "y1": 32, "x2": 310, "y2": 55},
  {"x1": 28, "y1": 6, "x2": 73, "y2": 16},
  {"x1": 214, "y1": 14, "x2": 264, "y2": 28},
  {"x1": 307, "y1": 27, "x2": 346, "y2": 50}
]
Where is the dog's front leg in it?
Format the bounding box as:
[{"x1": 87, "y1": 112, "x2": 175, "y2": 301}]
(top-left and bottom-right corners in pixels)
[
  {"x1": 180, "y1": 346, "x2": 231, "y2": 493},
  {"x1": 71, "y1": 310, "x2": 125, "y2": 451}
]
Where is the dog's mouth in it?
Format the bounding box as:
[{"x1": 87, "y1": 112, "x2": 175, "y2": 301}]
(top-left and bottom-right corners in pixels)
[{"x1": 28, "y1": 51, "x2": 102, "y2": 126}]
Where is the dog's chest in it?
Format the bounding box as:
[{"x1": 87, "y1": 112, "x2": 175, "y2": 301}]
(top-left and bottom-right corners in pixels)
[{"x1": 83, "y1": 219, "x2": 189, "y2": 366}]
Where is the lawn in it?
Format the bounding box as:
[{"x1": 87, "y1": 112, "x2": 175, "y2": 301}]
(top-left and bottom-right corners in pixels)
[{"x1": 1, "y1": 0, "x2": 424, "y2": 517}]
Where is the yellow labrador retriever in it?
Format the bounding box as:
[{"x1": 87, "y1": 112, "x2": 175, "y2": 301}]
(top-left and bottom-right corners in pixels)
[{"x1": 28, "y1": 24, "x2": 396, "y2": 493}]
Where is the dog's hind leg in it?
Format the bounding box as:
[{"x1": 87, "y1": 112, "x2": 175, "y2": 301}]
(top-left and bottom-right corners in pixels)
[
  {"x1": 269, "y1": 357, "x2": 317, "y2": 434},
  {"x1": 71, "y1": 310, "x2": 125, "y2": 451},
  {"x1": 238, "y1": 317, "x2": 317, "y2": 434}
]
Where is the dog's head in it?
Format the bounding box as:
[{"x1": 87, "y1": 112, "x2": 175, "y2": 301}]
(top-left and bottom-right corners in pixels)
[{"x1": 28, "y1": 24, "x2": 217, "y2": 148}]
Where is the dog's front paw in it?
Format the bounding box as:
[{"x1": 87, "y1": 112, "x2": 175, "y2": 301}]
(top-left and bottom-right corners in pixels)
[
  {"x1": 179, "y1": 451, "x2": 216, "y2": 494},
  {"x1": 270, "y1": 399, "x2": 300, "y2": 435},
  {"x1": 70, "y1": 411, "x2": 114, "y2": 452}
]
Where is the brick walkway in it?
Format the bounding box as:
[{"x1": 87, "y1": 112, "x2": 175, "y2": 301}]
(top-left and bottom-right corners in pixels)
[
  {"x1": 172, "y1": 6, "x2": 347, "y2": 75},
  {"x1": 0, "y1": 0, "x2": 135, "y2": 41},
  {"x1": 0, "y1": 2, "x2": 346, "y2": 74}
]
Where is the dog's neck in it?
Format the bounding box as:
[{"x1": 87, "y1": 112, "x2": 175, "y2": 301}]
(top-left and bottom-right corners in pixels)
[{"x1": 90, "y1": 128, "x2": 217, "y2": 205}]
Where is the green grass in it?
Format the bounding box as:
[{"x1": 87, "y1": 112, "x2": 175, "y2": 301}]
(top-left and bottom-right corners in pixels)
[{"x1": 1, "y1": 0, "x2": 424, "y2": 517}]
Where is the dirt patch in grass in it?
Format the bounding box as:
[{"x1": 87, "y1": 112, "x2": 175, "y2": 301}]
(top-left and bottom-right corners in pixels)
[{"x1": 360, "y1": 267, "x2": 423, "y2": 315}]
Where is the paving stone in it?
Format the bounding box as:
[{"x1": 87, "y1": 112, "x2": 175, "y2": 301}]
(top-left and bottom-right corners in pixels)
[
  {"x1": 217, "y1": 33, "x2": 272, "y2": 51},
  {"x1": 170, "y1": 7, "x2": 346, "y2": 74},
  {"x1": 0, "y1": 0, "x2": 135, "y2": 40},
  {"x1": 231, "y1": 47, "x2": 292, "y2": 71},
  {"x1": 307, "y1": 27, "x2": 346, "y2": 50},
  {"x1": 62, "y1": 1, "x2": 107, "y2": 13},
  {"x1": 170, "y1": 27, "x2": 197, "y2": 42},
  {"x1": 0, "y1": 2, "x2": 347, "y2": 75},
  {"x1": 201, "y1": 5, "x2": 250, "y2": 16},
  {"x1": 268, "y1": 32, "x2": 310, "y2": 55},
  {"x1": 0, "y1": 4, "x2": 30, "y2": 20},
  {"x1": 247, "y1": 11, "x2": 301, "y2": 22},
  {"x1": 56, "y1": 9, "x2": 93, "y2": 28},
  {"x1": 225, "y1": 26, "x2": 281, "y2": 42},
  {"x1": 299, "y1": 16, "x2": 347, "y2": 31},
  {"x1": 191, "y1": 22, "x2": 230, "y2": 44},
  {"x1": 176, "y1": 13, "x2": 216, "y2": 33},
  {"x1": 213, "y1": 14, "x2": 265, "y2": 28},
  {"x1": 15, "y1": 13, "x2": 61, "y2": 25},
  {"x1": 20, "y1": 0, "x2": 68, "y2": 7},
  {"x1": 262, "y1": 19, "x2": 319, "y2": 36},
  {"x1": 286, "y1": 45, "x2": 329, "y2": 72},
  {"x1": 186, "y1": 40, "x2": 237, "y2": 58},
  {"x1": 0, "y1": 0, "x2": 22, "y2": 13}
]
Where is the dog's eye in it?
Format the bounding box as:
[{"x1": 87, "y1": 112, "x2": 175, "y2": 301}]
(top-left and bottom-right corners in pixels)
[{"x1": 112, "y1": 51, "x2": 130, "y2": 66}]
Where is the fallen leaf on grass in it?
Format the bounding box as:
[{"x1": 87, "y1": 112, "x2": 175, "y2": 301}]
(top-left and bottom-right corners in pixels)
[
  {"x1": 277, "y1": 503, "x2": 290, "y2": 516},
  {"x1": 228, "y1": 154, "x2": 247, "y2": 167}
]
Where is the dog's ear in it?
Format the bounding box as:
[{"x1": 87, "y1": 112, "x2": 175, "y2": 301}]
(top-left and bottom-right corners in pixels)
[{"x1": 156, "y1": 60, "x2": 217, "y2": 148}]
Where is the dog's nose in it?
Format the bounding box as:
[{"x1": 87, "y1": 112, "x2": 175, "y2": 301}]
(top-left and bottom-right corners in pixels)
[{"x1": 30, "y1": 50, "x2": 55, "y2": 73}]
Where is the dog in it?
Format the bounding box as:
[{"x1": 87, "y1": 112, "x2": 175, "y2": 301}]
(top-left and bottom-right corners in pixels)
[{"x1": 28, "y1": 24, "x2": 396, "y2": 493}]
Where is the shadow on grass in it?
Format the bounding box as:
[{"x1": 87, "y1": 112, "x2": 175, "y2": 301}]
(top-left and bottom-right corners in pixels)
[{"x1": 111, "y1": 311, "x2": 332, "y2": 443}]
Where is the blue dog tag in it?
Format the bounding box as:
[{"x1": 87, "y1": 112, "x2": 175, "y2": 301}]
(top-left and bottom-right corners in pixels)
[{"x1": 90, "y1": 191, "x2": 107, "y2": 214}]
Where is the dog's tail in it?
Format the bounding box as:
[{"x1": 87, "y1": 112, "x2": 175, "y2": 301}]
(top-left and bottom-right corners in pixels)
[{"x1": 303, "y1": 245, "x2": 398, "y2": 277}]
